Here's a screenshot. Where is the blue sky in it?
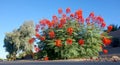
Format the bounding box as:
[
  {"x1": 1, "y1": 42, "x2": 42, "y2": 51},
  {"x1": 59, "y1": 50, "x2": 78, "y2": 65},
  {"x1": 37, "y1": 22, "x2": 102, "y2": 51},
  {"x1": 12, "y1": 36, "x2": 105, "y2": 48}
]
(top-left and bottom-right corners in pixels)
[{"x1": 0, "y1": 0, "x2": 120, "y2": 59}]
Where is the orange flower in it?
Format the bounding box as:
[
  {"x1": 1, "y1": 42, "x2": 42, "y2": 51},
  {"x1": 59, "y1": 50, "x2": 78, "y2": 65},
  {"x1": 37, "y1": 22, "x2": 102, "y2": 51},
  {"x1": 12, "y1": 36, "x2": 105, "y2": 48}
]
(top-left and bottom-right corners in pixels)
[
  {"x1": 44, "y1": 56, "x2": 49, "y2": 61},
  {"x1": 47, "y1": 22, "x2": 53, "y2": 28},
  {"x1": 103, "y1": 49, "x2": 108, "y2": 54},
  {"x1": 58, "y1": 8, "x2": 63, "y2": 14},
  {"x1": 40, "y1": 36, "x2": 45, "y2": 41},
  {"x1": 55, "y1": 39, "x2": 62, "y2": 47},
  {"x1": 102, "y1": 37, "x2": 111, "y2": 46},
  {"x1": 29, "y1": 38, "x2": 35, "y2": 44},
  {"x1": 67, "y1": 27, "x2": 73, "y2": 35},
  {"x1": 75, "y1": 9, "x2": 82, "y2": 19},
  {"x1": 107, "y1": 25, "x2": 113, "y2": 32},
  {"x1": 78, "y1": 39, "x2": 84, "y2": 45},
  {"x1": 49, "y1": 31, "x2": 55, "y2": 38},
  {"x1": 35, "y1": 33, "x2": 40, "y2": 38},
  {"x1": 66, "y1": 38, "x2": 72, "y2": 45},
  {"x1": 66, "y1": 7, "x2": 71, "y2": 13}
]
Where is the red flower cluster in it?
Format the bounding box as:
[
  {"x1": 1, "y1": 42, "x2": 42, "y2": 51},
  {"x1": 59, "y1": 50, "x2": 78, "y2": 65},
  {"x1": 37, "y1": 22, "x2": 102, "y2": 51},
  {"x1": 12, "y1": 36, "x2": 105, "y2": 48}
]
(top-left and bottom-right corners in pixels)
[
  {"x1": 75, "y1": 9, "x2": 83, "y2": 19},
  {"x1": 103, "y1": 49, "x2": 108, "y2": 54},
  {"x1": 40, "y1": 36, "x2": 46, "y2": 41},
  {"x1": 67, "y1": 27, "x2": 73, "y2": 35},
  {"x1": 49, "y1": 31, "x2": 55, "y2": 38},
  {"x1": 66, "y1": 38, "x2": 73, "y2": 45},
  {"x1": 102, "y1": 37, "x2": 111, "y2": 46},
  {"x1": 44, "y1": 56, "x2": 49, "y2": 61},
  {"x1": 55, "y1": 39, "x2": 62, "y2": 47},
  {"x1": 107, "y1": 25, "x2": 113, "y2": 32},
  {"x1": 66, "y1": 7, "x2": 71, "y2": 14},
  {"x1": 58, "y1": 8, "x2": 63, "y2": 14},
  {"x1": 29, "y1": 38, "x2": 35, "y2": 44},
  {"x1": 35, "y1": 32, "x2": 40, "y2": 38},
  {"x1": 31, "y1": 8, "x2": 111, "y2": 57},
  {"x1": 78, "y1": 39, "x2": 84, "y2": 45},
  {"x1": 89, "y1": 12, "x2": 94, "y2": 18}
]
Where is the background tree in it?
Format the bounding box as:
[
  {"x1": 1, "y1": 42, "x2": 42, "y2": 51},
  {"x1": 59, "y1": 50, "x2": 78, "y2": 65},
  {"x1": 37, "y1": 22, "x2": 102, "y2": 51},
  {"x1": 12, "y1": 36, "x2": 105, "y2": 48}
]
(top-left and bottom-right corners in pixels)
[
  {"x1": 4, "y1": 21, "x2": 35, "y2": 60},
  {"x1": 110, "y1": 24, "x2": 120, "y2": 31},
  {"x1": 108, "y1": 24, "x2": 120, "y2": 47}
]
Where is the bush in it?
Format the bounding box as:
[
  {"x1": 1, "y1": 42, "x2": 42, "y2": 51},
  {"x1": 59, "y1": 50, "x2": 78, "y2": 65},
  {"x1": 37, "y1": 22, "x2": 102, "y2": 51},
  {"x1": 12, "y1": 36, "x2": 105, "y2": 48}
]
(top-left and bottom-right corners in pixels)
[{"x1": 31, "y1": 8, "x2": 112, "y2": 60}]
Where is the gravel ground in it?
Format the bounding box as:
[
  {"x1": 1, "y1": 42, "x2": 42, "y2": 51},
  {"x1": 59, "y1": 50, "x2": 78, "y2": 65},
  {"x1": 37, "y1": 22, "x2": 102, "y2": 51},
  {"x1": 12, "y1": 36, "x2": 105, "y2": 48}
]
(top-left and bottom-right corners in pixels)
[{"x1": 0, "y1": 61, "x2": 120, "y2": 65}]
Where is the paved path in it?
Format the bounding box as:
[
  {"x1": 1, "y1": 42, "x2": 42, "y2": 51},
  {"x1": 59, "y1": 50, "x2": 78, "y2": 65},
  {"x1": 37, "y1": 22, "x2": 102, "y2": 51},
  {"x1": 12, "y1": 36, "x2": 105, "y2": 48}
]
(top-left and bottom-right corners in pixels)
[{"x1": 0, "y1": 61, "x2": 120, "y2": 65}]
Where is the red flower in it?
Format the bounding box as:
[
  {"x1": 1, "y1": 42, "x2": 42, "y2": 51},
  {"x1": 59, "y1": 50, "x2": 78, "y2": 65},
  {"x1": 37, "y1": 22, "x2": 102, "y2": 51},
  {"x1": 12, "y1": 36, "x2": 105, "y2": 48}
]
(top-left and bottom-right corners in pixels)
[
  {"x1": 81, "y1": 18, "x2": 84, "y2": 24},
  {"x1": 66, "y1": 7, "x2": 71, "y2": 13},
  {"x1": 49, "y1": 31, "x2": 55, "y2": 38},
  {"x1": 67, "y1": 27, "x2": 73, "y2": 35},
  {"x1": 58, "y1": 23, "x2": 63, "y2": 28},
  {"x1": 75, "y1": 9, "x2": 82, "y2": 19},
  {"x1": 78, "y1": 39, "x2": 84, "y2": 45},
  {"x1": 52, "y1": 15, "x2": 58, "y2": 21},
  {"x1": 39, "y1": 19, "x2": 46, "y2": 26},
  {"x1": 44, "y1": 56, "x2": 49, "y2": 61},
  {"x1": 97, "y1": 16, "x2": 104, "y2": 23},
  {"x1": 101, "y1": 22, "x2": 106, "y2": 28},
  {"x1": 89, "y1": 12, "x2": 94, "y2": 18},
  {"x1": 40, "y1": 36, "x2": 45, "y2": 41},
  {"x1": 47, "y1": 22, "x2": 53, "y2": 28},
  {"x1": 55, "y1": 39, "x2": 62, "y2": 47},
  {"x1": 70, "y1": 13, "x2": 74, "y2": 17},
  {"x1": 102, "y1": 37, "x2": 111, "y2": 46},
  {"x1": 107, "y1": 25, "x2": 113, "y2": 32},
  {"x1": 103, "y1": 49, "x2": 108, "y2": 54},
  {"x1": 35, "y1": 33, "x2": 40, "y2": 38},
  {"x1": 66, "y1": 38, "x2": 73, "y2": 45},
  {"x1": 62, "y1": 14, "x2": 66, "y2": 18},
  {"x1": 60, "y1": 18, "x2": 66, "y2": 24},
  {"x1": 85, "y1": 17, "x2": 90, "y2": 24},
  {"x1": 29, "y1": 38, "x2": 35, "y2": 44},
  {"x1": 58, "y1": 8, "x2": 63, "y2": 14}
]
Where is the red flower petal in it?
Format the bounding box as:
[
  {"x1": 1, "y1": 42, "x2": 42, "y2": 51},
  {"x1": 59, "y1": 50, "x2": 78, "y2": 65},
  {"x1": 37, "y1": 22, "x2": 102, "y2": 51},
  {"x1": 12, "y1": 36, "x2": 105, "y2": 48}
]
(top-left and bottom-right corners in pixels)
[
  {"x1": 107, "y1": 25, "x2": 113, "y2": 32},
  {"x1": 78, "y1": 39, "x2": 84, "y2": 45},
  {"x1": 66, "y1": 39, "x2": 72, "y2": 45},
  {"x1": 66, "y1": 7, "x2": 71, "y2": 14},
  {"x1": 55, "y1": 39, "x2": 62, "y2": 47},
  {"x1": 58, "y1": 8, "x2": 63, "y2": 14},
  {"x1": 49, "y1": 31, "x2": 55, "y2": 38},
  {"x1": 103, "y1": 49, "x2": 108, "y2": 54}
]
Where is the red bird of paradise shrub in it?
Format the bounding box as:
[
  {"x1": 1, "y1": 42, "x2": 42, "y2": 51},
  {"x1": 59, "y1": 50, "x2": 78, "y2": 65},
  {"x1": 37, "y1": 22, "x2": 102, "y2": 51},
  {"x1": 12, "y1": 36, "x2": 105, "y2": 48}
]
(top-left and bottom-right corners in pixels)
[{"x1": 30, "y1": 8, "x2": 112, "y2": 60}]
